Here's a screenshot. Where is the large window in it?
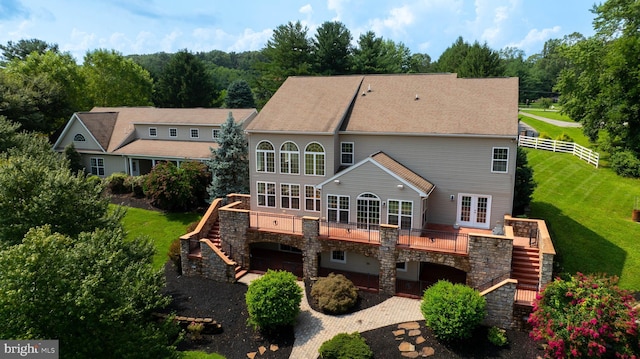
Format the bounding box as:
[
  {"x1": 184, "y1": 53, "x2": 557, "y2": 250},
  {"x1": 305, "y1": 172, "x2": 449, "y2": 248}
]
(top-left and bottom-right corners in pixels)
[
  {"x1": 304, "y1": 142, "x2": 325, "y2": 176},
  {"x1": 341, "y1": 142, "x2": 354, "y2": 165},
  {"x1": 256, "y1": 141, "x2": 275, "y2": 173},
  {"x1": 257, "y1": 181, "x2": 276, "y2": 207},
  {"x1": 280, "y1": 142, "x2": 299, "y2": 174},
  {"x1": 388, "y1": 200, "x2": 413, "y2": 229},
  {"x1": 280, "y1": 183, "x2": 300, "y2": 210},
  {"x1": 491, "y1": 147, "x2": 509, "y2": 173},
  {"x1": 328, "y1": 194, "x2": 349, "y2": 223},
  {"x1": 305, "y1": 185, "x2": 321, "y2": 212},
  {"x1": 90, "y1": 157, "x2": 105, "y2": 176}
]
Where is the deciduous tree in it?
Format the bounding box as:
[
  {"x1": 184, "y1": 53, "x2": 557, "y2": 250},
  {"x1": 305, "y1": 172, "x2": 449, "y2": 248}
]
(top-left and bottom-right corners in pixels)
[
  {"x1": 0, "y1": 38, "x2": 59, "y2": 65},
  {"x1": 154, "y1": 50, "x2": 216, "y2": 107}
]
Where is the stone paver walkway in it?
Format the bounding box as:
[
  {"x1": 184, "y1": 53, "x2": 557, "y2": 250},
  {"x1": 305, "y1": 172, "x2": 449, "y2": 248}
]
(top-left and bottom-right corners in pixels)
[{"x1": 239, "y1": 273, "x2": 423, "y2": 359}]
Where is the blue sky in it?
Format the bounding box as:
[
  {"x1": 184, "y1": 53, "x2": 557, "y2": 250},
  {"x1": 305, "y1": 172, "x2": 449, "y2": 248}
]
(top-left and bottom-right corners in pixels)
[{"x1": 0, "y1": 0, "x2": 597, "y2": 63}]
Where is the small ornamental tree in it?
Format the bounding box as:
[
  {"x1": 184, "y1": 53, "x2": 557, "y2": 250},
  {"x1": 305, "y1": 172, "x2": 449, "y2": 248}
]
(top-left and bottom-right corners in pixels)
[
  {"x1": 245, "y1": 270, "x2": 302, "y2": 331},
  {"x1": 207, "y1": 112, "x2": 249, "y2": 200},
  {"x1": 529, "y1": 273, "x2": 640, "y2": 358},
  {"x1": 421, "y1": 280, "x2": 486, "y2": 342}
]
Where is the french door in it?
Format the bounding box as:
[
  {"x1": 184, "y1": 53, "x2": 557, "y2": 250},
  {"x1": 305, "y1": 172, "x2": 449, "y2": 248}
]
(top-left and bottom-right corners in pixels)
[
  {"x1": 356, "y1": 193, "x2": 380, "y2": 230},
  {"x1": 457, "y1": 194, "x2": 492, "y2": 229}
]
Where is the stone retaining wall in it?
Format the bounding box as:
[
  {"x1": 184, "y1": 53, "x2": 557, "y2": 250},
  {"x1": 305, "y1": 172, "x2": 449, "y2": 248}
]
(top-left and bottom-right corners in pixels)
[{"x1": 480, "y1": 279, "x2": 517, "y2": 329}]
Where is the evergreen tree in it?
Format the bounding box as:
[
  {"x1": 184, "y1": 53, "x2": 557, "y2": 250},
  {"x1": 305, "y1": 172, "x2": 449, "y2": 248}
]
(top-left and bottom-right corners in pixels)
[
  {"x1": 312, "y1": 21, "x2": 352, "y2": 75},
  {"x1": 225, "y1": 79, "x2": 256, "y2": 108},
  {"x1": 154, "y1": 50, "x2": 216, "y2": 108},
  {"x1": 513, "y1": 147, "x2": 536, "y2": 214},
  {"x1": 63, "y1": 143, "x2": 84, "y2": 174},
  {"x1": 207, "y1": 112, "x2": 249, "y2": 200}
]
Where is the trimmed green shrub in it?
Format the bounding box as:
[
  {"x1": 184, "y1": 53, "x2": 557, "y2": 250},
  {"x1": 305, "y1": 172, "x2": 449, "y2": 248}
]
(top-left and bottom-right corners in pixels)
[
  {"x1": 610, "y1": 150, "x2": 640, "y2": 178},
  {"x1": 105, "y1": 172, "x2": 130, "y2": 194},
  {"x1": 311, "y1": 273, "x2": 358, "y2": 314},
  {"x1": 245, "y1": 270, "x2": 302, "y2": 331},
  {"x1": 318, "y1": 332, "x2": 373, "y2": 359},
  {"x1": 487, "y1": 326, "x2": 508, "y2": 347},
  {"x1": 168, "y1": 238, "x2": 182, "y2": 274},
  {"x1": 124, "y1": 175, "x2": 145, "y2": 197},
  {"x1": 420, "y1": 280, "x2": 486, "y2": 342}
]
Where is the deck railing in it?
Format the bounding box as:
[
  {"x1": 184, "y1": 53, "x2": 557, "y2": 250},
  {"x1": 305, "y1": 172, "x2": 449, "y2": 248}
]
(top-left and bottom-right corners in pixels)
[
  {"x1": 249, "y1": 212, "x2": 303, "y2": 234},
  {"x1": 319, "y1": 221, "x2": 381, "y2": 243},
  {"x1": 398, "y1": 228, "x2": 469, "y2": 254},
  {"x1": 518, "y1": 135, "x2": 599, "y2": 167}
]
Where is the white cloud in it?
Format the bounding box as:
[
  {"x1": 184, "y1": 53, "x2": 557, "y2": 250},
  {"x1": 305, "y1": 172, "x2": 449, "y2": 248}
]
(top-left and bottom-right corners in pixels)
[
  {"x1": 299, "y1": 4, "x2": 313, "y2": 15},
  {"x1": 327, "y1": 0, "x2": 347, "y2": 21},
  {"x1": 370, "y1": 5, "x2": 415, "y2": 36},
  {"x1": 161, "y1": 30, "x2": 182, "y2": 53},
  {"x1": 508, "y1": 26, "x2": 561, "y2": 54},
  {"x1": 228, "y1": 28, "x2": 272, "y2": 52},
  {"x1": 468, "y1": 0, "x2": 520, "y2": 45}
]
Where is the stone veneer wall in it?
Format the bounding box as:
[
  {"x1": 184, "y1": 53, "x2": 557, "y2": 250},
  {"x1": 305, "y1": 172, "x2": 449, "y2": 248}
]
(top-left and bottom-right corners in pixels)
[
  {"x1": 219, "y1": 203, "x2": 250, "y2": 267},
  {"x1": 200, "y1": 240, "x2": 237, "y2": 283},
  {"x1": 467, "y1": 234, "x2": 513, "y2": 288},
  {"x1": 512, "y1": 304, "x2": 534, "y2": 331},
  {"x1": 480, "y1": 279, "x2": 517, "y2": 329}
]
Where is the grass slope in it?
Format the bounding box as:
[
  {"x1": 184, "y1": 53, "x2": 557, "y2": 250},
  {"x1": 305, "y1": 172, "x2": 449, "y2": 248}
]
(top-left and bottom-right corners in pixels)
[
  {"x1": 118, "y1": 205, "x2": 201, "y2": 270},
  {"x1": 520, "y1": 115, "x2": 591, "y2": 147},
  {"x1": 526, "y1": 149, "x2": 640, "y2": 289},
  {"x1": 520, "y1": 109, "x2": 574, "y2": 123}
]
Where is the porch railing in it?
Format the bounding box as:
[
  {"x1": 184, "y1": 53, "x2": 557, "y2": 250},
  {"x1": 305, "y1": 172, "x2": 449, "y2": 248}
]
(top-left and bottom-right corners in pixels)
[
  {"x1": 319, "y1": 221, "x2": 381, "y2": 243},
  {"x1": 398, "y1": 228, "x2": 469, "y2": 254},
  {"x1": 249, "y1": 212, "x2": 303, "y2": 234}
]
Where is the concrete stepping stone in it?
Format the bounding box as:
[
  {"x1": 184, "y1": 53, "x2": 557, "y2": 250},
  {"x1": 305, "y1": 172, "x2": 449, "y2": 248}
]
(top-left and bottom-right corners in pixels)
[
  {"x1": 398, "y1": 341, "x2": 415, "y2": 352},
  {"x1": 408, "y1": 329, "x2": 421, "y2": 336},
  {"x1": 401, "y1": 351, "x2": 419, "y2": 358},
  {"x1": 258, "y1": 346, "x2": 266, "y2": 355},
  {"x1": 415, "y1": 336, "x2": 426, "y2": 344},
  {"x1": 393, "y1": 329, "x2": 406, "y2": 336},
  {"x1": 246, "y1": 352, "x2": 256, "y2": 359},
  {"x1": 421, "y1": 347, "x2": 435, "y2": 357},
  {"x1": 398, "y1": 322, "x2": 420, "y2": 330},
  {"x1": 270, "y1": 344, "x2": 278, "y2": 351}
]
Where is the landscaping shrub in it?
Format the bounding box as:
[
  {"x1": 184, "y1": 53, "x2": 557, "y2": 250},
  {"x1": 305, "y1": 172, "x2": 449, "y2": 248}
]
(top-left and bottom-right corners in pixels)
[
  {"x1": 610, "y1": 150, "x2": 640, "y2": 178},
  {"x1": 555, "y1": 133, "x2": 574, "y2": 142},
  {"x1": 144, "y1": 161, "x2": 210, "y2": 211},
  {"x1": 538, "y1": 132, "x2": 552, "y2": 139},
  {"x1": 318, "y1": 332, "x2": 373, "y2": 359},
  {"x1": 529, "y1": 272, "x2": 640, "y2": 358},
  {"x1": 245, "y1": 270, "x2": 302, "y2": 331},
  {"x1": 105, "y1": 172, "x2": 130, "y2": 194},
  {"x1": 311, "y1": 273, "x2": 358, "y2": 314},
  {"x1": 487, "y1": 326, "x2": 508, "y2": 347},
  {"x1": 124, "y1": 175, "x2": 145, "y2": 197},
  {"x1": 167, "y1": 238, "x2": 182, "y2": 274},
  {"x1": 420, "y1": 280, "x2": 486, "y2": 342}
]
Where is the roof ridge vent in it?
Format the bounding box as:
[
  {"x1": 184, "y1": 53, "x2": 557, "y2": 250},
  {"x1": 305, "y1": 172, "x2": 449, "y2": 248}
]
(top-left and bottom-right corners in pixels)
[
  {"x1": 415, "y1": 94, "x2": 420, "y2": 100},
  {"x1": 367, "y1": 84, "x2": 372, "y2": 92}
]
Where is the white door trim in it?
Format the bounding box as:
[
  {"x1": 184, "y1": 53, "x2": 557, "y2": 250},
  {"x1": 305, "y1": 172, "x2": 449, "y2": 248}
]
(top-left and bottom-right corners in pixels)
[{"x1": 456, "y1": 193, "x2": 492, "y2": 229}]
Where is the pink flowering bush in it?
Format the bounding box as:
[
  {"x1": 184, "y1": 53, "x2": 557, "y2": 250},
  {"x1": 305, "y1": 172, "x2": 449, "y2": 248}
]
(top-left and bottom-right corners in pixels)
[{"x1": 529, "y1": 273, "x2": 640, "y2": 358}]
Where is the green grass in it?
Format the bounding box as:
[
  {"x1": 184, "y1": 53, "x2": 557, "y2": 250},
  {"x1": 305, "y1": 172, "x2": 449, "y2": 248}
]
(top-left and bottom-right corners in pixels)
[
  {"x1": 520, "y1": 116, "x2": 592, "y2": 148},
  {"x1": 525, "y1": 146, "x2": 640, "y2": 290},
  {"x1": 182, "y1": 351, "x2": 225, "y2": 359},
  {"x1": 519, "y1": 109, "x2": 574, "y2": 123},
  {"x1": 117, "y1": 205, "x2": 201, "y2": 270}
]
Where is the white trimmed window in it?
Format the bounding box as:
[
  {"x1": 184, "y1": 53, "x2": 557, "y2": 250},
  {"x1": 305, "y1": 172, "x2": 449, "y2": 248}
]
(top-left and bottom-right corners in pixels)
[
  {"x1": 256, "y1": 141, "x2": 275, "y2": 173},
  {"x1": 149, "y1": 128, "x2": 157, "y2": 137},
  {"x1": 212, "y1": 129, "x2": 220, "y2": 141},
  {"x1": 280, "y1": 183, "x2": 300, "y2": 210},
  {"x1": 328, "y1": 194, "x2": 349, "y2": 223},
  {"x1": 388, "y1": 200, "x2": 413, "y2": 230},
  {"x1": 304, "y1": 142, "x2": 325, "y2": 176},
  {"x1": 280, "y1": 141, "x2": 299, "y2": 174},
  {"x1": 491, "y1": 147, "x2": 509, "y2": 173},
  {"x1": 305, "y1": 185, "x2": 321, "y2": 212},
  {"x1": 190, "y1": 128, "x2": 199, "y2": 138},
  {"x1": 396, "y1": 262, "x2": 407, "y2": 272},
  {"x1": 73, "y1": 134, "x2": 86, "y2": 142},
  {"x1": 169, "y1": 128, "x2": 177, "y2": 137},
  {"x1": 257, "y1": 181, "x2": 276, "y2": 207},
  {"x1": 330, "y1": 250, "x2": 346, "y2": 263},
  {"x1": 90, "y1": 157, "x2": 105, "y2": 176},
  {"x1": 341, "y1": 142, "x2": 354, "y2": 165}
]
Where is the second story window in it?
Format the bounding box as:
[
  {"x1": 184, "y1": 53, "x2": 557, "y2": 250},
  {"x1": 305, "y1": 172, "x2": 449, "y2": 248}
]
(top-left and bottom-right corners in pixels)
[
  {"x1": 491, "y1": 147, "x2": 509, "y2": 173},
  {"x1": 190, "y1": 128, "x2": 199, "y2": 138},
  {"x1": 256, "y1": 141, "x2": 275, "y2": 173},
  {"x1": 280, "y1": 141, "x2": 299, "y2": 174},
  {"x1": 169, "y1": 128, "x2": 177, "y2": 137},
  {"x1": 341, "y1": 142, "x2": 354, "y2": 165},
  {"x1": 212, "y1": 129, "x2": 220, "y2": 141},
  {"x1": 149, "y1": 128, "x2": 157, "y2": 137},
  {"x1": 305, "y1": 142, "x2": 325, "y2": 176}
]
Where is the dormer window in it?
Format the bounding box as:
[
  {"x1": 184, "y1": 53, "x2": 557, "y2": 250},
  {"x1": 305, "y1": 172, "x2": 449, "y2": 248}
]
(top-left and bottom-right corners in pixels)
[
  {"x1": 73, "y1": 134, "x2": 86, "y2": 142},
  {"x1": 190, "y1": 128, "x2": 199, "y2": 138},
  {"x1": 149, "y1": 128, "x2": 157, "y2": 137},
  {"x1": 169, "y1": 128, "x2": 177, "y2": 137}
]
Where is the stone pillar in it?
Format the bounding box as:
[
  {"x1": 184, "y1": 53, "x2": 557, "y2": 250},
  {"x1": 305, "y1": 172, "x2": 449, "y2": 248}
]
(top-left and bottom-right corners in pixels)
[
  {"x1": 540, "y1": 252, "x2": 554, "y2": 288},
  {"x1": 467, "y1": 234, "x2": 513, "y2": 288},
  {"x1": 480, "y1": 279, "x2": 517, "y2": 329},
  {"x1": 219, "y1": 208, "x2": 250, "y2": 267},
  {"x1": 180, "y1": 236, "x2": 198, "y2": 276},
  {"x1": 378, "y1": 224, "x2": 398, "y2": 295},
  {"x1": 302, "y1": 216, "x2": 320, "y2": 279}
]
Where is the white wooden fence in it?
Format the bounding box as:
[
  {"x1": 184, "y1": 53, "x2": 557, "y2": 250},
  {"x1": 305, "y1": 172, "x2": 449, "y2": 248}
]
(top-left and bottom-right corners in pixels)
[{"x1": 518, "y1": 135, "x2": 599, "y2": 168}]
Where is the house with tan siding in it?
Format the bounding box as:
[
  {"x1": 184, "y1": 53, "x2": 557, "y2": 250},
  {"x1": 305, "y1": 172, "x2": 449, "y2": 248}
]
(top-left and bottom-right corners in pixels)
[{"x1": 53, "y1": 107, "x2": 257, "y2": 177}]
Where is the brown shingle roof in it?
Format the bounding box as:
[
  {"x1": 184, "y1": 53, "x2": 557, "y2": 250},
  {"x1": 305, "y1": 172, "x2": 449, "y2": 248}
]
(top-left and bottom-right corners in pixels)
[
  {"x1": 246, "y1": 73, "x2": 518, "y2": 137},
  {"x1": 245, "y1": 76, "x2": 364, "y2": 133},
  {"x1": 371, "y1": 152, "x2": 435, "y2": 195},
  {"x1": 112, "y1": 139, "x2": 215, "y2": 159},
  {"x1": 76, "y1": 112, "x2": 118, "y2": 150}
]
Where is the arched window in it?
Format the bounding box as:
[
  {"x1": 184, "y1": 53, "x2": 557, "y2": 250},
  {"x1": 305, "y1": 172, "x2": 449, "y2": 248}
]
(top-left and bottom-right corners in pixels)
[
  {"x1": 304, "y1": 142, "x2": 325, "y2": 176},
  {"x1": 73, "y1": 134, "x2": 86, "y2": 142},
  {"x1": 256, "y1": 141, "x2": 275, "y2": 173},
  {"x1": 357, "y1": 193, "x2": 380, "y2": 230},
  {"x1": 280, "y1": 141, "x2": 299, "y2": 174}
]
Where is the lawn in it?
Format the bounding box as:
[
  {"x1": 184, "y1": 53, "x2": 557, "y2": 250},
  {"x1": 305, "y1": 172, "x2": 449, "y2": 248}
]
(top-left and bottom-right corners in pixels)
[
  {"x1": 519, "y1": 115, "x2": 591, "y2": 147},
  {"x1": 117, "y1": 205, "x2": 202, "y2": 270},
  {"x1": 525, "y1": 145, "x2": 640, "y2": 289},
  {"x1": 519, "y1": 108, "x2": 575, "y2": 123}
]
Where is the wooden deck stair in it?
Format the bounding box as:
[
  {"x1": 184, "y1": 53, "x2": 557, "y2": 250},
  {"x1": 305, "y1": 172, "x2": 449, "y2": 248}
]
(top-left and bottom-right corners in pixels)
[
  {"x1": 206, "y1": 219, "x2": 247, "y2": 280},
  {"x1": 511, "y1": 245, "x2": 540, "y2": 288}
]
